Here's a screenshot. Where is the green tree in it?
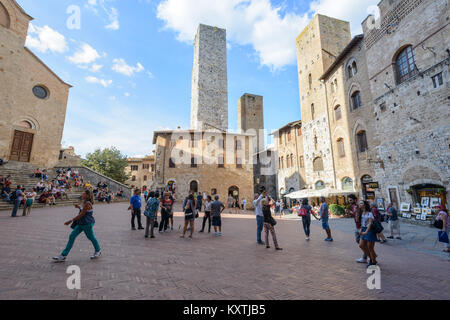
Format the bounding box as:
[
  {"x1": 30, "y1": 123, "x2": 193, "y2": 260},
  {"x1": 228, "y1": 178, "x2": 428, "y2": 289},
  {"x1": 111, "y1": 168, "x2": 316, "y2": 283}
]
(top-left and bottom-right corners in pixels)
[{"x1": 81, "y1": 147, "x2": 129, "y2": 183}]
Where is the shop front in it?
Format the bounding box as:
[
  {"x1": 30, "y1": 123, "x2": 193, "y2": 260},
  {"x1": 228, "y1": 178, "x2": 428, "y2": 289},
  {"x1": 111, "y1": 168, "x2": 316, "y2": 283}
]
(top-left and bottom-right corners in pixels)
[{"x1": 409, "y1": 184, "x2": 447, "y2": 211}]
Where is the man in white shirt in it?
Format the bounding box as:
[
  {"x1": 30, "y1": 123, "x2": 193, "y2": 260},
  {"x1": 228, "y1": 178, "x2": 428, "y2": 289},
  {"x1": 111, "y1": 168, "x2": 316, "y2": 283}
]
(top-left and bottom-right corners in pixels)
[{"x1": 254, "y1": 188, "x2": 266, "y2": 245}]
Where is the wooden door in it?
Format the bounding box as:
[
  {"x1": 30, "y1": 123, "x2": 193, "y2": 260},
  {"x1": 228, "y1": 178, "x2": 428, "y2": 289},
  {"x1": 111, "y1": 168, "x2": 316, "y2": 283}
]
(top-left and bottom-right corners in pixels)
[{"x1": 10, "y1": 130, "x2": 33, "y2": 162}]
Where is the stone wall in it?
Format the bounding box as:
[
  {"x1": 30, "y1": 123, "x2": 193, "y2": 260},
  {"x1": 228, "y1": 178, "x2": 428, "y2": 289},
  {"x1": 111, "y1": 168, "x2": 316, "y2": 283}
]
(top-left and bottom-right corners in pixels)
[
  {"x1": 190, "y1": 24, "x2": 228, "y2": 131},
  {"x1": 363, "y1": 0, "x2": 450, "y2": 208},
  {"x1": 323, "y1": 36, "x2": 376, "y2": 196}
]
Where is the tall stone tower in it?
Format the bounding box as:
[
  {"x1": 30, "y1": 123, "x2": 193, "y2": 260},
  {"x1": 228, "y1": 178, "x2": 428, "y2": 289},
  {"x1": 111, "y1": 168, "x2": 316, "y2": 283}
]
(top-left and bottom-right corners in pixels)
[
  {"x1": 296, "y1": 14, "x2": 351, "y2": 190},
  {"x1": 190, "y1": 24, "x2": 228, "y2": 131},
  {"x1": 238, "y1": 93, "x2": 264, "y2": 151}
]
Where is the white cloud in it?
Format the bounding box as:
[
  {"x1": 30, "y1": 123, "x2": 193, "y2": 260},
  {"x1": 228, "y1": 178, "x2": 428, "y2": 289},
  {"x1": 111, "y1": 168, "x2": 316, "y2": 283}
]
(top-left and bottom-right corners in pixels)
[
  {"x1": 105, "y1": 7, "x2": 120, "y2": 30},
  {"x1": 85, "y1": 76, "x2": 113, "y2": 87},
  {"x1": 25, "y1": 24, "x2": 68, "y2": 53},
  {"x1": 156, "y1": 0, "x2": 379, "y2": 70},
  {"x1": 90, "y1": 63, "x2": 103, "y2": 72},
  {"x1": 112, "y1": 58, "x2": 145, "y2": 76},
  {"x1": 68, "y1": 43, "x2": 100, "y2": 65}
]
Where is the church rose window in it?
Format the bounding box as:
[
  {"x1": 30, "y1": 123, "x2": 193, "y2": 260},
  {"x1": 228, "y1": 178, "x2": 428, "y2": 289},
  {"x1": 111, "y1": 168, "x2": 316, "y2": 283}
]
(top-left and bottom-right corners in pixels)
[{"x1": 33, "y1": 86, "x2": 49, "y2": 99}]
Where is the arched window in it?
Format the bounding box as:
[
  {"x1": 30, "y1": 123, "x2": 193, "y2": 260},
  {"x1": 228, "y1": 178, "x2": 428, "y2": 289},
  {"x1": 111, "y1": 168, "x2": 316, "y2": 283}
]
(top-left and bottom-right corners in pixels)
[
  {"x1": 351, "y1": 91, "x2": 362, "y2": 110},
  {"x1": 311, "y1": 103, "x2": 315, "y2": 120},
  {"x1": 342, "y1": 177, "x2": 353, "y2": 190},
  {"x1": 315, "y1": 181, "x2": 325, "y2": 190},
  {"x1": 348, "y1": 60, "x2": 357, "y2": 78},
  {"x1": 285, "y1": 155, "x2": 289, "y2": 168},
  {"x1": 334, "y1": 105, "x2": 342, "y2": 121},
  {"x1": 281, "y1": 156, "x2": 284, "y2": 169},
  {"x1": 313, "y1": 157, "x2": 324, "y2": 172},
  {"x1": 308, "y1": 73, "x2": 312, "y2": 90},
  {"x1": 0, "y1": 2, "x2": 10, "y2": 29},
  {"x1": 290, "y1": 154, "x2": 294, "y2": 168},
  {"x1": 337, "y1": 138, "x2": 345, "y2": 157},
  {"x1": 356, "y1": 131, "x2": 368, "y2": 152},
  {"x1": 395, "y1": 45, "x2": 418, "y2": 84}
]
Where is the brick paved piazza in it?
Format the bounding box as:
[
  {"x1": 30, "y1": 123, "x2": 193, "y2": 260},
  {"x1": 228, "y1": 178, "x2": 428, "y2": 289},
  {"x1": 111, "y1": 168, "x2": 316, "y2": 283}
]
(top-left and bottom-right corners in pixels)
[{"x1": 0, "y1": 203, "x2": 448, "y2": 300}]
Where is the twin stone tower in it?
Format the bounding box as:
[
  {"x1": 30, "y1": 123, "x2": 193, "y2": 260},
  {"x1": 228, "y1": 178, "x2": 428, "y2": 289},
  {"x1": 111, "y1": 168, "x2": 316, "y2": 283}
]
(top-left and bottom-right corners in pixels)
[{"x1": 190, "y1": 24, "x2": 263, "y2": 137}]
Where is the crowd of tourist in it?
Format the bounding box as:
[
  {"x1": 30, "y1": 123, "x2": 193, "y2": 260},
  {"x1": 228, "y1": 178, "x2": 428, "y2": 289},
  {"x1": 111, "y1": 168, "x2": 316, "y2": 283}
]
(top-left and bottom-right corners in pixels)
[{"x1": 2, "y1": 167, "x2": 127, "y2": 218}]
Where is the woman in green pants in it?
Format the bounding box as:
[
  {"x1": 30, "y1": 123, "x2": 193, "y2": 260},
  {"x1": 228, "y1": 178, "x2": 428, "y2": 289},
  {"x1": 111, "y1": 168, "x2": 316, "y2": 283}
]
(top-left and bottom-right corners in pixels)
[{"x1": 52, "y1": 190, "x2": 101, "y2": 262}]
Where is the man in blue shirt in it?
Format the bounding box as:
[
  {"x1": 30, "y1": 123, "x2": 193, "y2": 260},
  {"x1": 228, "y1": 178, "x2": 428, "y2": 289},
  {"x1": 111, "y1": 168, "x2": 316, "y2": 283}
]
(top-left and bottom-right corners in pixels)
[
  {"x1": 129, "y1": 189, "x2": 144, "y2": 230},
  {"x1": 319, "y1": 197, "x2": 333, "y2": 242}
]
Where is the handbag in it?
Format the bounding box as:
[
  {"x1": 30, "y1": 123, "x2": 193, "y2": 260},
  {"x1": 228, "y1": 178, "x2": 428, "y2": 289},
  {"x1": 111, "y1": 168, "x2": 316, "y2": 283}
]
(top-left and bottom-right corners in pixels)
[
  {"x1": 269, "y1": 216, "x2": 277, "y2": 226},
  {"x1": 438, "y1": 231, "x2": 449, "y2": 243},
  {"x1": 70, "y1": 220, "x2": 78, "y2": 229}
]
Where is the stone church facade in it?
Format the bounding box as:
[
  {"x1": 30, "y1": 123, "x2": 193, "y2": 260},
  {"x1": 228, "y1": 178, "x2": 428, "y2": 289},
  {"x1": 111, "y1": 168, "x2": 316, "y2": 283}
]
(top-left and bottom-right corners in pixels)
[{"x1": 0, "y1": 0, "x2": 71, "y2": 168}]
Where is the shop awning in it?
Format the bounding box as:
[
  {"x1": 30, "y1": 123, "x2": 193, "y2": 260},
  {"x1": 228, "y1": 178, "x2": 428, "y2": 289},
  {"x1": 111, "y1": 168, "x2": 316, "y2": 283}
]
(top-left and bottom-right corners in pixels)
[{"x1": 284, "y1": 188, "x2": 357, "y2": 199}]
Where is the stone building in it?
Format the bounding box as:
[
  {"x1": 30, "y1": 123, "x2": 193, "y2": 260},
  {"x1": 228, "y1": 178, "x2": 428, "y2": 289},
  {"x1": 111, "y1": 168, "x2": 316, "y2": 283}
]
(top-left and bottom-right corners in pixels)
[
  {"x1": 125, "y1": 154, "x2": 155, "y2": 190},
  {"x1": 237, "y1": 93, "x2": 276, "y2": 196},
  {"x1": 295, "y1": 15, "x2": 352, "y2": 196},
  {"x1": 361, "y1": 0, "x2": 449, "y2": 210},
  {"x1": 0, "y1": 0, "x2": 71, "y2": 167},
  {"x1": 190, "y1": 24, "x2": 228, "y2": 132},
  {"x1": 57, "y1": 146, "x2": 82, "y2": 167},
  {"x1": 272, "y1": 120, "x2": 306, "y2": 199},
  {"x1": 290, "y1": 0, "x2": 449, "y2": 213},
  {"x1": 319, "y1": 34, "x2": 376, "y2": 202},
  {"x1": 152, "y1": 24, "x2": 255, "y2": 206},
  {"x1": 152, "y1": 130, "x2": 255, "y2": 205}
]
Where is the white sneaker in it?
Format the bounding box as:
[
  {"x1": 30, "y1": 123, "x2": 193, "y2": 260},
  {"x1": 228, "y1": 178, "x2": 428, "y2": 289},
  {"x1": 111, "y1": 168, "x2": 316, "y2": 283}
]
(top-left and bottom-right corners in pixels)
[
  {"x1": 90, "y1": 251, "x2": 102, "y2": 259},
  {"x1": 305, "y1": 237, "x2": 310, "y2": 241},
  {"x1": 52, "y1": 255, "x2": 66, "y2": 262},
  {"x1": 218, "y1": 232, "x2": 222, "y2": 236},
  {"x1": 356, "y1": 257, "x2": 367, "y2": 263}
]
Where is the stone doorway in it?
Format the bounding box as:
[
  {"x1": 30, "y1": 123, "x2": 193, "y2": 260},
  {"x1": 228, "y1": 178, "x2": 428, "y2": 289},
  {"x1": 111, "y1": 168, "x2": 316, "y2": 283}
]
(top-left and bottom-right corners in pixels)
[
  {"x1": 189, "y1": 180, "x2": 198, "y2": 193},
  {"x1": 9, "y1": 130, "x2": 34, "y2": 162}
]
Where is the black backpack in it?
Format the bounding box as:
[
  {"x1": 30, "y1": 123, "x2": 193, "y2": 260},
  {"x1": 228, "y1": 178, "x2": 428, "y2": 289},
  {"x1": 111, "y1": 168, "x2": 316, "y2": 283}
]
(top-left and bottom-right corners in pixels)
[
  {"x1": 372, "y1": 219, "x2": 384, "y2": 234},
  {"x1": 433, "y1": 219, "x2": 443, "y2": 229}
]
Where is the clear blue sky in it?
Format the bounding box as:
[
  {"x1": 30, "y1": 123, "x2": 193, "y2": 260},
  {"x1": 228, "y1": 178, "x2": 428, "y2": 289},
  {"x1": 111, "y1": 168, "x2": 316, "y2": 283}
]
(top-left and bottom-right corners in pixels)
[{"x1": 17, "y1": 0, "x2": 377, "y2": 157}]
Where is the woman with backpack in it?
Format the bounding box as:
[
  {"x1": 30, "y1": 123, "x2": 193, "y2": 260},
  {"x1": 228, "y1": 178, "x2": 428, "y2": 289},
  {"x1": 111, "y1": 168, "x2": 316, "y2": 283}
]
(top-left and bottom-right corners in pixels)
[
  {"x1": 359, "y1": 200, "x2": 378, "y2": 267},
  {"x1": 181, "y1": 194, "x2": 196, "y2": 238},
  {"x1": 298, "y1": 198, "x2": 318, "y2": 241},
  {"x1": 52, "y1": 190, "x2": 101, "y2": 262},
  {"x1": 435, "y1": 205, "x2": 449, "y2": 253}
]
